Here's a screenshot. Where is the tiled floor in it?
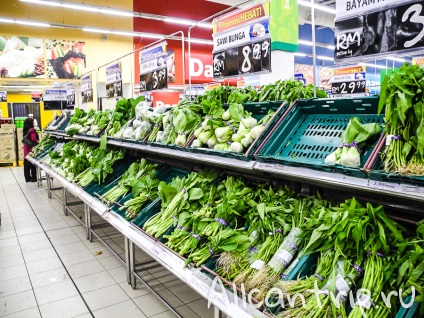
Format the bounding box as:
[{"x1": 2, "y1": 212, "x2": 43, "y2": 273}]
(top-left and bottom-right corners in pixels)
[{"x1": 0, "y1": 167, "x2": 215, "y2": 318}]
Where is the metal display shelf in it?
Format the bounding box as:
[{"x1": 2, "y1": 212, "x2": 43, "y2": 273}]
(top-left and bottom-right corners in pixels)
[
  {"x1": 28, "y1": 155, "x2": 266, "y2": 318},
  {"x1": 47, "y1": 132, "x2": 424, "y2": 203},
  {"x1": 253, "y1": 162, "x2": 424, "y2": 203}
]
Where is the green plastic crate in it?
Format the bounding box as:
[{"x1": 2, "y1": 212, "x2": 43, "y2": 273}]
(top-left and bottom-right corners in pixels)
[
  {"x1": 186, "y1": 101, "x2": 288, "y2": 161},
  {"x1": 256, "y1": 96, "x2": 384, "y2": 178},
  {"x1": 396, "y1": 297, "x2": 421, "y2": 318},
  {"x1": 369, "y1": 149, "x2": 424, "y2": 186}
]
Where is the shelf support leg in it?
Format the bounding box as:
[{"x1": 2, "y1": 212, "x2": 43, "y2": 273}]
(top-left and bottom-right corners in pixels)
[
  {"x1": 85, "y1": 204, "x2": 92, "y2": 241},
  {"x1": 125, "y1": 237, "x2": 131, "y2": 285},
  {"x1": 63, "y1": 187, "x2": 68, "y2": 216},
  {"x1": 129, "y1": 240, "x2": 136, "y2": 289},
  {"x1": 214, "y1": 306, "x2": 223, "y2": 318},
  {"x1": 46, "y1": 173, "x2": 52, "y2": 199}
]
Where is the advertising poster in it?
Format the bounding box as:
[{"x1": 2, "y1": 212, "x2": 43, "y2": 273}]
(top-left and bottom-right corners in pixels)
[
  {"x1": 412, "y1": 57, "x2": 424, "y2": 65},
  {"x1": 0, "y1": 36, "x2": 44, "y2": 78},
  {"x1": 46, "y1": 40, "x2": 86, "y2": 79},
  {"x1": 66, "y1": 83, "x2": 75, "y2": 108},
  {"x1": 0, "y1": 91, "x2": 6, "y2": 102},
  {"x1": 319, "y1": 67, "x2": 334, "y2": 91},
  {"x1": 106, "y1": 62, "x2": 122, "y2": 98},
  {"x1": 335, "y1": 0, "x2": 424, "y2": 61},
  {"x1": 212, "y1": 3, "x2": 271, "y2": 80},
  {"x1": 331, "y1": 66, "x2": 367, "y2": 97},
  {"x1": 81, "y1": 74, "x2": 93, "y2": 103},
  {"x1": 294, "y1": 64, "x2": 314, "y2": 85},
  {"x1": 43, "y1": 90, "x2": 66, "y2": 111},
  {"x1": 139, "y1": 42, "x2": 168, "y2": 92}
]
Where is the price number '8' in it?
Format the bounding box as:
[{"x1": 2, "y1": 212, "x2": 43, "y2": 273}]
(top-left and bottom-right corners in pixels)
[{"x1": 403, "y1": 4, "x2": 424, "y2": 48}]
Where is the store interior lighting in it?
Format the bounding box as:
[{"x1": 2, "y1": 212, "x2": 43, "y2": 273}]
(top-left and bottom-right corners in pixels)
[
  {"x1": 297, "y1": 0, "x2": 336, "y2": 14},
  {"x1": 0, "y1": 18, "x2": 50, "y2": 27}
]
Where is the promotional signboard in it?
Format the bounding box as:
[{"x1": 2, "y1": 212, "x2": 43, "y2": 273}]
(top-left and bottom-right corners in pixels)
[
  {"x1": 106, "y1": 62, "x2": 122, "y2": 98},
  {"x1": 331, "y1": 66, "x2": 367, "y2": 97},
  {"x1": 81, "y1": 74, "x2": 93, "y2": 103},
  {"x1": 185, "y1": 53, "x2": 214, "y2": 83},
  {"x1": 139, "y1": 42, "x2": 168, "y2": 92},
  {"x1": 43, "y1": 89, "x2": 66, "y2": 110},
  {"x1": 412, "y1": 57, "x2": 424, "y2": 65},
  {"x1": 335, "y1": 0, "x2": 424, "y2": 62},
  {"x1": 212, "y1": 2, "x2": 271, "y2": 80},
  {"x1": 66, "y1": 83, "x2": 75, "y2": 108}
]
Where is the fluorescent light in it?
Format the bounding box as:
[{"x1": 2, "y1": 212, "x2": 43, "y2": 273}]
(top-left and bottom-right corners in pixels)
[
  {"x1": 112, "y1": 31, "x2": 139, "y2": 37},
  {"x1": 317, "y1": 55, "x2": 334, "y2": 61},
  {"x1": 164, "y1": 17, "x2": 194, "y2": 26},
  {"x1": 16, "y1": 20, "x2": 50, "y2": 27},
  {"x1": 298, "y1": 0, "x2": 336, "y2": 14},
  {"x1": 100, "y1": 8, "x2": 134, "y2": 17},
  {"x1": 83, "y1": 27, "x2": 111, "y2": 34},
  {"x1": 294, "y1": 53, "x2": 307, "y2": 57},
  {"x1": 189, "y1": 38, "x2": 213, "y2": 45},
  {"x1": 0, "y1": 18, "x2": 14, "y2": 23},
  {"x1": 387, "y1": 57, "x2": 406, "y2": 62},
  {"x1": 139, "y1": 33, "x2": 165, "y2": 39},
  {"x1": 298, "y1": 40, "x2": 313, "y2": 46},
  {"x1": 20, "y1": 0, "x2": 61, "y2": 7},
  {"x1": 198, "y1": 23, "x2": 213, "y2": 29},
  {"x1": 363, "y1": 63, "x2": 386, "y2": 69},
  {"x1": 327, "y1": 45, "x2": 335, "y2": 50},
  {"x1": 62, "y1": 3, "x2": 100, "y2": 12}
]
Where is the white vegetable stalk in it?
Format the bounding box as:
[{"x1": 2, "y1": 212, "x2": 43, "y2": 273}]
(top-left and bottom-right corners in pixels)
[
  {"x1": 222, "y1": 110, "x2": 231, "y2": 121},
  {"x1": 199, "y1": 131, "x2": 213, "y2": 144},
  {"x1": 230, "y1": 142, "x2": 244, "y2": 153},
  {"x1": 192, "y1": 139, "x2": 202, "y2": 148},
  {"x1": 175, "y1": 133, "x2": 187, "y2": 146},
  {"x1": 207, "y1": 136, "x2": 218, "y2": 148}
]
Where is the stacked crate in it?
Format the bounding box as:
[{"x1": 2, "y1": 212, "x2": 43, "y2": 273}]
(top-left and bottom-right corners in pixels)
[{"x1": 0, "y1": 124, "x2": 15, "y2": 163}]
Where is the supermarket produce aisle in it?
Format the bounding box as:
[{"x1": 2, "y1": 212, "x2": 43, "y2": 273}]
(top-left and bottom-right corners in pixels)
[{"x1": 0, "y1": 167, "x2": 213, "y2": 318}]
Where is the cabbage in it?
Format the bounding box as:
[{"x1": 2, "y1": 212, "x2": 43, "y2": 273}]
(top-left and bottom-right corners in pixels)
[
  {"x1": 215, "y1": 127, "x2": 233, "y2": 142},
  {"x1": 324, "y1": 148, "x2": 342, "y2": 165},
  {"x1": 232, "y1": 133, "x2": 242, "y2": 142},
  {"x1": 156, "y1": 131, "x2": 164, "y2": 143},
  {"x1": 241, "y1": 137, "x2": 251, "y2": 149},
  {"x1": 194, "y1": 127, "x2": 204, "y2": 138},
  {"x1": 230, "y1": 142, "x2": 244, "y2": 153},
  {"x1": 175, "y1": 134, "x2": 187, "y2": 146},
  {"x1": 207, "y1": 136, "x2": 218, "y2": 148},
  {"x1": 201, "y1": 118, "x2": 212, "y2": 130},
  {"x1": 250, "y1": 125, "x2": 264, "y2": 139},
  {"x1": 133, "y1": 119, "x2": 143, "y2": 128},
  {"x1": 123, "y1": 127, "x2": 134, "y2": 139},
  {"x1": 214, "y1": 143, "x2": 230, "y2": 151},
  {"x1": 241, "y1": 117, "x2": 257, "y2": 129},
  {"x1": 222, "y1": 110, "x2": 231, "y2": 121},
  {"x1": 340, "y1": 147, "x2": 361, "y2": 167},
  {"x1": 192, "y1": 139, "x2": 202, "y2": 148},
  {"x1": 199, "y1": 131, "x2": 213, "y2": 144}
]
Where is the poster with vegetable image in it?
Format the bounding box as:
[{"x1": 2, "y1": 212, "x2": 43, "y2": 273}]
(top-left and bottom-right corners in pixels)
[
  {"x1": 0, "y1": 36, "x2": 44, "y2": 78},
  {"x1": 46, "y1": 40, "x2": 86, "y2": 79},
  {"x1": 81, "y1": 74, "x2": 93, "y2": 103},
  {"x1": 106, "y1": 62, "x2": 122, "y2": 98}
]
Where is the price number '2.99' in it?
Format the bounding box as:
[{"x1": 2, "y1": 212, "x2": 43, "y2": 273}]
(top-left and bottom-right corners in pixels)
[{"x1": 331, "y1": 80, "x2": 366, "y2": 95}]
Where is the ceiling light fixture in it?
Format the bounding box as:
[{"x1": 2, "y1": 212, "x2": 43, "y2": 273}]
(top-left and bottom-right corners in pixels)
[
  {"x1": 15, "y1": 20, "x2": 50, "y2": 27},
  {"x1": 82, "y1": 27, "x2": 112, "y2": 34},
  {"x1": 100, "y1": 8, "x2": 134, "y2": 17},
  {"x1": 387, "y1": 57, "x2": 406, "y2": 62},
  {"x1": 317, "y1": 55, "x2": 334, "y2": 61},
  {"x1": 363, "y1": 63, "x2": 387, "y2": 69},
  {"x1": 20, "y1": 0, "x2": 61, "y2": 6},
  {"x1": 62, "y1": 3, "x2": 100, "y2": 12},
  {"x1": 0, "y1": 18, "x2": 14, "y2": 23},
  {"x1": 298, "y1": 40, "x2": 313, "y2": 46},
  {"x1": 298, "y1": 0, "x2": 336, "y2": 14},
  {"x1": 294, "y1": 52, "x2": 307, "y2": 57},
  {"x1": 164, "y1": 17, "x2": 212, "y2": 29}
]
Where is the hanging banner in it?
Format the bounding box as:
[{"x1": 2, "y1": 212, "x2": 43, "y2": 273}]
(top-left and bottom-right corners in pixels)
[
  {"x1": 335, "y1": 0, "x2": 424, "y2": 62},
  {"x1": 139, "y1": 42, "x2": 168, "y2": 92},
  {"x1": 66, "y1": 83, "x2": 75, "y2": 108},
  {"x1": 81, "y1": 74, "x2": 93, "y2": 103},
  {"x1": 106, "y1": 62, "x2": 122, "y2": 98},
  {"x1": 43, "y1": 89, "x2": 66, "y2": 111},
  {"x1": 331, "y1": 66, "x2": 367, "y2": 96}
]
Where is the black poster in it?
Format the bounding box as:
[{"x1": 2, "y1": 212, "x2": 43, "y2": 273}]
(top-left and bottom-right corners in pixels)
[
  {"x1": 251, "y1": 42, "x2": 262, "y2": 72},
  {"x1": 363, "y1": 9, "x2": 396, "y2": 55},
  {"x1": 140, "y1": 69, "x2": 167, "y2": 92},
  {"x1": 238, "y1": 44, "x2": 253, "y2": 74},
  {"x1": 225, "y1": 47, "x2": 239, "y2": 77},
  {"x1": 261, "y1": 38, "x2": 271, "y2": 71},
  {"x1": 397, "y1": 1, "x2": 424, "y2": 50},
  {"x1": 335, "y1": 17, "x2": 363, "y2": 59},
  {"x1": 213, "y1": 52, "x2": 225, "y2": 78}
]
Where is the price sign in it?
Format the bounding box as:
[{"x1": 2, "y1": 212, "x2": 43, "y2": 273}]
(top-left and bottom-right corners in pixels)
[
  {"x1": 139, "y1": 42, "x2": 168, "y2": 92},
  {"x1": 331, "y1": 80, "x2": 366, "y2": 95},
  {"x1": 335, "y1": 0, "x2": 424, "y2": 62}
]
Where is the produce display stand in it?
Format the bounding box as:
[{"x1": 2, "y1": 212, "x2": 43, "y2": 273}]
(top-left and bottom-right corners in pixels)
[{"x1": 29, "y1": 125, "x2": 424, "y2": 317}]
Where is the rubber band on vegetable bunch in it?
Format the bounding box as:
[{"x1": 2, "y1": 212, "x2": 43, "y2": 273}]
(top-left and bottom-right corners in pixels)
[
  {"x1": 379, "y1": 64, "x2": 424, "y2": 175},
  {"x1": 143, "y1": 169, "x2": 220, "y2": 239},
  {"x1": 102, "y1": 159, "x2": 159, "y2": 205}
]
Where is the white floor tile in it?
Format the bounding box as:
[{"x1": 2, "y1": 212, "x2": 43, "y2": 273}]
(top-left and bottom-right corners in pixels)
[
  {"x1": 74, "y1": 271, "x2": 116, "y2": 293},
  {"x1": 118, "y1": 282, "x2": 150, "y2": 299},
  {"x1": 82, "y1": 285, "x2": 129, "y2": 311},
  {"x1": 66, "y1": 260, "x2": 105, "y2": 279},
  {"x1": 0, "y1": 307, "x2": 41, "y2": 318},
  {"x1": 17, "y1": 232, "x2": 47, "y2": 244},
  {"x1": 0, "y1": 276, "x2": 32, "y2": 297},
  {"x1": 0, "y1": 230, "x2": 16, "y2": 240},
  {"x1": 93, "y1": 300, "x2": 147, "y2": 318},
  {"x1": 45, "y1": 227, "x2": 74, "y2": 239},
  {"x1": 26, "y1": 257, "x2": 63, "y2": 275},
  {"x1": 49, "y1": 233, "x2": 81, "y2": 246},
  {"x1": 0, "y1": 253, "x2": 24, "y2": 269},
  {"x1": 0, "y1": 237, "x2": 18, "y2": 248},
  {"x1": 108, "y1": 267, "x2": 127, "y2": 284},
  {"x1": 0, "y1": 265, "x2": 28, "y2": 283},
  {"x1": 0, "y1": 290, "x2": 37, "y2": 316},
  {"x1": 39, "y1": 295, "x2": 89, "y2": 318},
  {"x1": 60, "y1": 250, "x2": 96, "y2": 266},
  {"x1": 97, "y1": 255, "x2": 124, "y2": 270},
  {"x1": 187, "y1": 298, "x2": 214, "y2": 318},
  {"x1": 20, "y1": 240, "x2": 52, "y2": 253},
  {"x1": 34, "y1": 280, "x2": 79, "y2": 305},
  {"x1": 0, "y1": 245, "x2": 21, "y2": 257},
  {"x1": 133, "y1": 293, "x2": 169, "y2": 317},
  {"x1": 22, "y1": 247, "x2": 57, "y2": 263},
  {"x1": 29, "y1": 268, "x2": 70, "y2": 289},
  {"x1": 42, "y1": 221, "x2": 70, "y2": 231},
  {"x1": 169, "y1": 283, "x2": 202, "y2": 304},
  {"x1": 15, "y1": 227, "x2": 43, "y2": 237},
  {"x1": 54, "y1": 241, "x2": 88, "y2": 256},
  {"x1": 88, "y1": 246, "x2": 113, "y2": 259}
]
